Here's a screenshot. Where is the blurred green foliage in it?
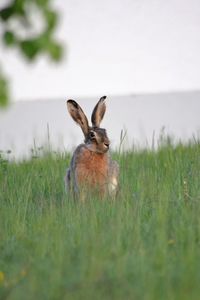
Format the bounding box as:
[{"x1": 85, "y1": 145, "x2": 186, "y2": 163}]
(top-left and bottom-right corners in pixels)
[
  {"x1": 0, "y1": 70, "x2": 9, "y2": 107},
  {"x1": 0, "y1": 0, "x2": 63, "y2": 107}
]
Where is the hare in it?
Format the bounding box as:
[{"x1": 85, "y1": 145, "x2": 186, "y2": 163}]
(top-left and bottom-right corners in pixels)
[{"x1": 65, "y1": 96, "x2": 119, "y2": 200}]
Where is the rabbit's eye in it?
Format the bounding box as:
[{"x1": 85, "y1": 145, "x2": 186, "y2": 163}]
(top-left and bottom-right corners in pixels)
[{"x1": 89, "y1": 131, "x2": 95, "y2": 138}]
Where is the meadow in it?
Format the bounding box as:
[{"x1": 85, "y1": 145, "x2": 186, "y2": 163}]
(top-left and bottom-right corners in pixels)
[{"x1": 0, "y1": 138, "x2": 200, "y2": 300}]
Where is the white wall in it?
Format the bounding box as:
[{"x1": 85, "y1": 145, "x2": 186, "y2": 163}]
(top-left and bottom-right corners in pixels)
[
  {"x1": 0, "y1": 93, "x2": 200, "y2": 159},
  {"x1": 0, "y1": 0, "x2": 200, "y2": 101}
]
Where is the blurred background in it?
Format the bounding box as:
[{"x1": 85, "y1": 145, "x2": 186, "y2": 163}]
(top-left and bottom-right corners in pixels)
[{"x1": 0, "y1": 0, "x2": 200, "y2": 159}]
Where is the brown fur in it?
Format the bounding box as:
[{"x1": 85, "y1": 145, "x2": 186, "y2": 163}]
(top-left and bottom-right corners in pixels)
[{"x1": 75, "y1": 147, "x2": 109, "y2": 193}]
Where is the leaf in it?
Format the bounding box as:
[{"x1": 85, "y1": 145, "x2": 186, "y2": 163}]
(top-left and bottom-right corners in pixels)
[
  {"x1": 0, "y1": 0, "x2": 25, "y2": 21},
  {"x1": 13, "y1": 0, "x2": 25, "y2": 16},
  {"x1": 19, "y1": 35, "x2": 63, "y2": 61},
  {"x1": 47, "y1": 41, "x2": 63, "y2": 61},
  {"x1": 45, "y1": 9, "x2": 58, "y2": 32},
  {"x1": 35, "y1": 0, "x2": 50, "y2": 8},
  {"x1": 20, "y1": 39, "x2": 41, "y2": 60},
  {"x1": 0, "y1": 6, "x2": 14, "y2": 21},
  {"x1": 3, "y1": 31, "x2": 16, "y2": 46},
  {"x1": 0, "y1": 72, "x2": 9, "y2": 107}
]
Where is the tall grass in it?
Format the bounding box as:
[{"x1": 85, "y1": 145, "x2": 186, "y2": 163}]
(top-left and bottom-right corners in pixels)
[{"x1": 0, "y1": 139, "x2": 200, "y2": 300}]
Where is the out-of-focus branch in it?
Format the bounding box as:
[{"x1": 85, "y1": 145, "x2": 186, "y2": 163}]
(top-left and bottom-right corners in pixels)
[{"x1": 0, "y1": 0, "x2": 64, "y2": 107}]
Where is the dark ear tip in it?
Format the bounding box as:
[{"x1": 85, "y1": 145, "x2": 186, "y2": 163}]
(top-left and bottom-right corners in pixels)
[
  {"x1": 100, "y1": 95, "x2": 107, "y2": 101},
  {"x1": 67, "y1": 99, "x2": 74, "y2": 103},
  {"x1": 67, "y1": 99, "x2": 78, "y2": 108}
]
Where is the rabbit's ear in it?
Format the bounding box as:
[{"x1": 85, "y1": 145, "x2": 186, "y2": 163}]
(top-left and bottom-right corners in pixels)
[
  {"x1": 67, "y1": 100, "x2": 89, "y2": 137},
  {"x1": 91, "y1": 96, "x2": 106, "y2": 127}
]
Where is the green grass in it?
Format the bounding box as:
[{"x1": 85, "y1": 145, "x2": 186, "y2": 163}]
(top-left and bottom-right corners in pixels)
[{"x1": 0, "y1": 140, "x2": 200, "y2": 300}]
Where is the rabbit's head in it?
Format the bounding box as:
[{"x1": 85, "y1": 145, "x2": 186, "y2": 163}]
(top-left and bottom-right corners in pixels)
[{"x1": 67, "y1": 96, "x2": 110, "y2": 153}]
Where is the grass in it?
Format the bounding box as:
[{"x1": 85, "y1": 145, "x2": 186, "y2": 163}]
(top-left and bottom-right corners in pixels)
[{"x1": 0, "y1": 139, "x2": 200, "y2": 300}]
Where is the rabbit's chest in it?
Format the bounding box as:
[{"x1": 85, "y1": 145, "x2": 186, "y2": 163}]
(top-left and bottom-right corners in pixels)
[{"x1": 75, "y1": 149, "x2": 109, "y2": 186}]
